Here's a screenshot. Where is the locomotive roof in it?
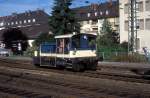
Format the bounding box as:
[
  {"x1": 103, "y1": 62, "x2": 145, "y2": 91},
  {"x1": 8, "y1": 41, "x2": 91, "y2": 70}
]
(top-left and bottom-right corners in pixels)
[
  {"x1": 55, "y1": 34, "x2": 73, "y2": 39},
  {"x1": 55, "y1": 33, "x2": 96, "y2": 39}
]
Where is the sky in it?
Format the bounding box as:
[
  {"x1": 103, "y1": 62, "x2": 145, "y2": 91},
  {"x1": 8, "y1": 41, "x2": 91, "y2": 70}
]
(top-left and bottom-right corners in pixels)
[{"x1": 0, "y1": 0, "x2": 108, "y2": 16}]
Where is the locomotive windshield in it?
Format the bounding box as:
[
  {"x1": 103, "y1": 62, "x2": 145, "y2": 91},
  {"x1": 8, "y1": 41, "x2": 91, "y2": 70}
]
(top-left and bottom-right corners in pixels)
[{"x1": 71, "y1": 34, "x2": 96, "y2": 50}]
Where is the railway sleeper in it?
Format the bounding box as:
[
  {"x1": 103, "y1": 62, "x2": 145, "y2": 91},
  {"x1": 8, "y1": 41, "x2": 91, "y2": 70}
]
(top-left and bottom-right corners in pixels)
[
  {"x1": 0, "y1": 85, "x2": 51, "y2": 98},
  {"x1": 131, "y1": 68, "x2": 150, "y2": 76}
]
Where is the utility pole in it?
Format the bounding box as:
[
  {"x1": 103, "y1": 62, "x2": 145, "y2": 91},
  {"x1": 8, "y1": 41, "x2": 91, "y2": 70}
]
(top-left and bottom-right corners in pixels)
[{"x1": 128, "y1": 0, "x2": 138, "y2": 53}]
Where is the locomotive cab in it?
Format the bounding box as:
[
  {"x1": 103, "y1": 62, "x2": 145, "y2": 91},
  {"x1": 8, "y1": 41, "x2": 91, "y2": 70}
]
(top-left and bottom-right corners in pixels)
[
  {"x1": 33, "y1": 33, "x2": 98, "y2": 71},
  {"x1": 55, "y1": 33, "x2": 97, "y2": 57}
]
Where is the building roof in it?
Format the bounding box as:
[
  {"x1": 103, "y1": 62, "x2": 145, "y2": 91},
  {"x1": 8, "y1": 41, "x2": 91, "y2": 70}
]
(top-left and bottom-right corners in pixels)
[
  {"x1": 0, "y1": 10, "x2": 50, "y2": 40},
  {"x1": 55, "y1": 34, "x2": 74, "y2": 39},
  {"x1": 0, "y1": 10, "x2": 49, "y2": 28},
  {"x1": 73, "y1": 1, "x2": 119, "y2": 21}
]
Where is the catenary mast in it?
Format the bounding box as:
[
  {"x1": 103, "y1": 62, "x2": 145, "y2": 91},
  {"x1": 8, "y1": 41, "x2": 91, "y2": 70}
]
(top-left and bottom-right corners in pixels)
[{"x1": 128, "y1": 0, "x2": 138, "y2": 53}]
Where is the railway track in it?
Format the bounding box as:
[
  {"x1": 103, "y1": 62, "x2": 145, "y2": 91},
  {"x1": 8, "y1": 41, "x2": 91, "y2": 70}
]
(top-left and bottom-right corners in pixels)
[
  {"x1": 0, "y1": 84, "x2": 51, "y2": 98},
  {"x1": 0, "y1": 58, "x2": 150, "y2": 97},
  {"x1": 0, "y1": 66, "x2": 149, "y2": 98},
  {"x1": 0, "y1": 58, "x2": 149, "y2": 84},
  {"x1": 0, "y1": 66, "x2": 121, "y2": 98}
]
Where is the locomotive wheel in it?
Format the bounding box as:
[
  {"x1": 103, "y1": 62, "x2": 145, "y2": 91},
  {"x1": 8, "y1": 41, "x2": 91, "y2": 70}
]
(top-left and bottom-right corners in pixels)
[
  {"x1": 56, "y1": 65, "x2": 65, "y2": 69},
  {"x1": 72, "y1": 64, "x2": 81, "y2": 72},
  {"x1": 73, "y1": 64, "x2": 80, "y2": 72},
  {"x1": 34, "y1": 64, "x2": 40, "y2": 67},
  {"x1": 80, "y1": 64, "x2": 85, "y2": 71},
  {"x1": 90, "y1": 63, "x2": 97, "y2": 71}
]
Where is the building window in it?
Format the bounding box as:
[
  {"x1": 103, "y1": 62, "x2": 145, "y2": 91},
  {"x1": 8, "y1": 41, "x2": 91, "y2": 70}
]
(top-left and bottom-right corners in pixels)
[
  {"x1": 24, "y1": 20, "x2": 27, "y2": 23},
  {"x1": 125, "y1": 21, "x2": 129, "y2": 31},
  {"x1": 137, "y1": 1, "x2": 143, "y2": 12},
  {"x1": 124, "y1": 4, "x2": 129, "y2": 14},
  {"x1": 100, "y1": 11, "x2": 103, "y2": 15},
  {"x1": 87, "y1": 13, "x2": 91, "y2": 17},
  {"x1": 145, "y1": 18, "x2": 150, "y2": 30},
  {"x1": 0, "y1": 22, "x2": 4, "y2": 26},
  {"x1": 146, "y1": 0, "x2": 150, "y2": 11},
  {"x1": 15, "y1": 21, "x2": 18, "y2": 24},
  {"x1": 8, "y1": 23, "x2": 10, "y2": 25},
  {"x1": 11, "y1": 22, "x2": 14, "y2": 25},
  {"x1": 95, "y1": 12, "x2": 98, "y2": 16},
  {"x1": 19, "y1": 21, "x2": 22, "y2": 24},
  {"x1": 28, "y1": 19, "x2": 31, "y2": 23},
  {"x1": 106, "y1": 10, "x2": 109, "y2": 15},
  {"x1": 137, "y1": 19, "x2": 144, "y2": 30},
  {"x1": 32, "y1": 19, "x2": 36, "y2": 22}
]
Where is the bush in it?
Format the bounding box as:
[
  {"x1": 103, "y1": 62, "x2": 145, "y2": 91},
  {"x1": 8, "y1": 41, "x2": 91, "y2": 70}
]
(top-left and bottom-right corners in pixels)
[
  {"x1": 24, "y1": 46, "x2": 37, "y2": 57},
  {"x1": 97, "y1": 45, "x2": 128, "y2": 61},
  {"x1": 111, "y1": 53, "x2": 147, "y2": 63}
]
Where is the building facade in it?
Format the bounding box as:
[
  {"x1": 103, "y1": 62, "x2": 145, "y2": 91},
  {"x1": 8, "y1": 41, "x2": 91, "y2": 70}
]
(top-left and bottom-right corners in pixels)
[
  {"x1": 73, "y1": 1, "x2": 119, "y2": 34},
  {"x1": 0, "y1": 10, "x2": 50, "y2": 47},
  {"x1": 0, "y1": 1, "x2": 119, "y2": 49},
  {"x1": 119, "y1": 0, "x2": 150, "y2": 52}
]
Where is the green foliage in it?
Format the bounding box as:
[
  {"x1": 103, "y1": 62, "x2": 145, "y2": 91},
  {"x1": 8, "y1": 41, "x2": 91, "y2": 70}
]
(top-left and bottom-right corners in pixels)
[
  {"x1": 49, "y1": 0, "x2": 80, "y2": 35},
  {"x1": 24, "y1": 46, "x2": 36, "y2": 57},
  {"x1": 98, "y1": 45, "x2": 127, "y2": 53},
  {"x1": 100, "y1": 19, "x2": 113, "y2": 35},
  {"x1": 111, "y1": 53, "x2": 147, "y2": 63},
  {"x1": 33, "y1": 33, "x2": 55, "y2": 47},
  {"x1": 97, "y1": 19, "x2": 119, "y2": 47},
  {"x1": 96, "y1": 45, "x2": 128, "y2": 60},
  {"x1": 96, "y1": 19, "x2": 128, "y2": 60},
  {"x1": 96, "y1": 19, "x2": 120, "y2": 53},
  {"x1": 120, "y1": 41, "x2": 128, "y2": 50}
]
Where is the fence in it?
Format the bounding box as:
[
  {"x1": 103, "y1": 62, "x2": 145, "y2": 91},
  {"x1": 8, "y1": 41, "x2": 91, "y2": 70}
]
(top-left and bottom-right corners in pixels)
[
  {"x1": 97, "y1": 52, "x2": 127, "y2": 60},
  {"x1": 97, "y1": 51, "x2": 147, "y2": 62}
]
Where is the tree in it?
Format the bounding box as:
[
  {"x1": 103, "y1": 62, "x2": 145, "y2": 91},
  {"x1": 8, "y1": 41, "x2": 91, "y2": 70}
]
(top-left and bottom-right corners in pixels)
[
  {"x1": 96, "y1": 19, "x2": 120, "y2": 60},
  {"x1": 33, "y1": 32, "x2": 55, "y2": 47},
  {"x1": 49, "y1": 0, "x2": 80, "y2": 35},
  {"x1": 2, "y1": 28, "x2": 28, "y2": 53},
  {"x1": 97, "y1": 19, "x2": 119, "y2": 47}
]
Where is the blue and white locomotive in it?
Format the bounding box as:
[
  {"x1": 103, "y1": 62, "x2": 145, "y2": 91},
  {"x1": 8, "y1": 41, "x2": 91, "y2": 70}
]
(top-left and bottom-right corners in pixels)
[{"x1": 33, "y1": 33, "x2": 98, "y2": 71}]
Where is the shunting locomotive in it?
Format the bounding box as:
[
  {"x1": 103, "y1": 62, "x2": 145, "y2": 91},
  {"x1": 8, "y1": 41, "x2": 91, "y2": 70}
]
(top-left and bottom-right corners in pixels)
[{"x1": 33, "y1": 33, "x2": 98, "y2": 71}]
